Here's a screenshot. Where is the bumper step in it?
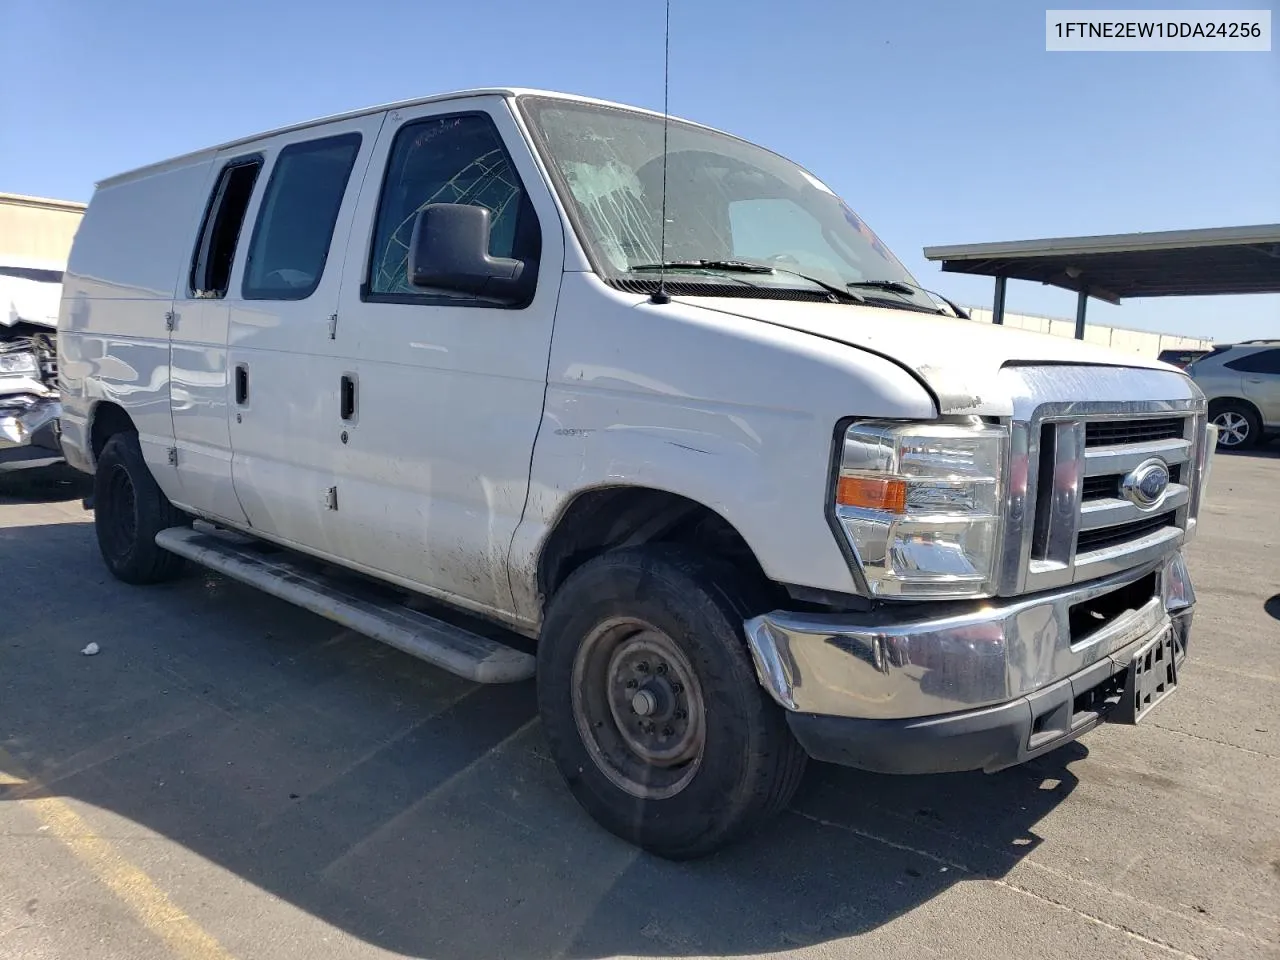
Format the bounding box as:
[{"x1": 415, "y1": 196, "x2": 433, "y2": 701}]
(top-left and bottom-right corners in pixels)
[{"x1": 154, "y1": 526, "x2": 535, "y2": 684}]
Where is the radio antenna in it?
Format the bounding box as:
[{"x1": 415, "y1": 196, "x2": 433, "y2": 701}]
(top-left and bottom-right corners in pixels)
[{"x1": 649, "y1": 0, "x2": 673, "y2": 305}]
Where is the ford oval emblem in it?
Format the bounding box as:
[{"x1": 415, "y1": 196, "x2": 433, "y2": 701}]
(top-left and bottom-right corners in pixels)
[{"x1": 1121, "y1": 458, "x2": 1171, "y2": 510}]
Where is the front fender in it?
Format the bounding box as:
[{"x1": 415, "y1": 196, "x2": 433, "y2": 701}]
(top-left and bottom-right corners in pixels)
[{"x1": 506, "y1": 274, "x2": 938, "y2": 623}]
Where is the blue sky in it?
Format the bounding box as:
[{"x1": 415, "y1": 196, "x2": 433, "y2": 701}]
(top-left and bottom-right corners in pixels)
[{"x1": 3, "y1": 0, "x2": 1277, "y2": 340}]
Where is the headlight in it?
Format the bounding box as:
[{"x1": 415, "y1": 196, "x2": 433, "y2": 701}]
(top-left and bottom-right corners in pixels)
[
  {"x1": 833, "y1": 420, "x2": 1007, "y2": 599},
  {"x1": 0, "y1": 352, "x2": 38, "y2": 376}
]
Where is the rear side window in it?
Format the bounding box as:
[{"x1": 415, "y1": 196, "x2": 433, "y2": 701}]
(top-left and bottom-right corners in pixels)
[
  {"x1": 190, "y1": 157, "x2": 262, "y2": 298},
  {"x1": 366, "y1": 113, "x2": 540, "y2": 300},
  {"x1": 242, "y1": 133, "x2": 362, "y2": 301},
  {"x1": 1225, "y1": 348, "x2": 1280, "y2": 374}
]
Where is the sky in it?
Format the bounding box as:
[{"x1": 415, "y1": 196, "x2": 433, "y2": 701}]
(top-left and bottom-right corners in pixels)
[{"x1": 2, "y1": 0, "x2": 1277, "y2": 340}]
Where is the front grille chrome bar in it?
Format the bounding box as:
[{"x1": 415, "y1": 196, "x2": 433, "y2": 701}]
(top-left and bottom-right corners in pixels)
[
  {"x1": 1029, "y1": 420, "x2": 1084, "y2": 567},
  {"x1": 1079, "y1": 487, "x2": 1190, "y2": 531},
  {"x1": 1083, "y1": 438, "x2": 1192, "y2": 477}
]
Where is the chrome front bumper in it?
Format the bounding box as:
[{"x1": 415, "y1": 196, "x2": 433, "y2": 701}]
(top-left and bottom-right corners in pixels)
[
  {"x1": 0, "y1": 396, "x2": 61, "y2": 450},
  {"x1": 745, "y1": 550, "x2": 1194, "y2": 722}
]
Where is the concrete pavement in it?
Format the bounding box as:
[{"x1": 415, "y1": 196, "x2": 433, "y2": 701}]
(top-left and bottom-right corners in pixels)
[{"x1": 1, "y1": 451, "x2": 1277, "y2": 960}]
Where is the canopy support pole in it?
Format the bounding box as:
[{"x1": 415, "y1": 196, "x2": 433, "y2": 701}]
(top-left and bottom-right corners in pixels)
[
  {"x1": 1074, "y1": 289, "x2": 1088, "y2": 340},
  {"x1": 992, "y1": 275, "x2": 1007, "y2": 325}
]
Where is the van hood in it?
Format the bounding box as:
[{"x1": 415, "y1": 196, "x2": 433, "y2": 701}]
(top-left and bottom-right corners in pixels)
[{"x1": 681, "y1": 296, "x2": 1174, "y2": 417}]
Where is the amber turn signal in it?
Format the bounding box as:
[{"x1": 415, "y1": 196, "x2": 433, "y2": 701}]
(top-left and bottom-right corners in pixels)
[{"x1": 836, "y1": 475, "x2": 907, "y2": 513}]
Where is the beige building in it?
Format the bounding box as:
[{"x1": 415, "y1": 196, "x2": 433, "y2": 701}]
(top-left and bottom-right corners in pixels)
[{"x1": 0, "y1": 192, "x2": 86, "y2": 265}]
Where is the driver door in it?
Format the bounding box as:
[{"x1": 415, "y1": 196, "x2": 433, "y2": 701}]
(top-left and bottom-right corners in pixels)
[{"x1": 326, "y1": 96, "x2": 564, "y2": 615}]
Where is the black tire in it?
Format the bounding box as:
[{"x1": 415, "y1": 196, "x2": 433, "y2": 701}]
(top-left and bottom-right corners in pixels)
[
  {"x1": 537, "y1": 544, "x2": 807, "y2": 859},
  {"x1": 1209, "y1": 399, "x2": 1261, "y2": 451},
  {"x1": 93, "y1": 432, "x2": 187, "y2": 584}
]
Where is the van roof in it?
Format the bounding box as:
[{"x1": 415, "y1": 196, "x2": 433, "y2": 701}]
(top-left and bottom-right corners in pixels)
[{"x1": 96, "y1": 88, "x2": 707, "y2": 189}]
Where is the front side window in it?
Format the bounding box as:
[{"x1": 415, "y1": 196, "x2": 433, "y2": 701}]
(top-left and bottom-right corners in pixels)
[
  {"x1": 519, "y1": 96, "x2": 935, "y2": 310},
  {"x1": 1226, "y1": 348, "x2": 1280, "y2": 375},
  {"x1": 242, "y1": 133, "x2": 361, "y2": 301},
  {"x1": 367, "y1": 113, "x2": 539, "y2": 299}
]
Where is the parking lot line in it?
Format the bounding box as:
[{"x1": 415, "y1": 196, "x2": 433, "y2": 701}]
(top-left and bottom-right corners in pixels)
[{"x1": 0, "y1": 747, "x2": 236, "y2": 960}]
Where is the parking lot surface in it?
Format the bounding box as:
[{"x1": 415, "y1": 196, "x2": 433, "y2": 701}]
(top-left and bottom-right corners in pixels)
[{"x1": 1, "y1": 452, "x2": 1277, "y2": 960}]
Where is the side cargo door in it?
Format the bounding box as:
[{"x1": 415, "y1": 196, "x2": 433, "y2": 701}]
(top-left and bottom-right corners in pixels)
[
  {"x1": 328, "y1": 97, "x2": 564, "y2": 616},
  {"x1": 225, "y1": 115, "x2": 385, "y2": 552},
  {"x1": 170, "y1": 152, "x2": 263, "y2": 525}
]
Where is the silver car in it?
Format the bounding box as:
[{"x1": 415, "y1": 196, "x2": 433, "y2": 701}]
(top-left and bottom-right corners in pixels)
[{"x1": 1187, "y1": 341, "x2": 1280, "y2": 449}]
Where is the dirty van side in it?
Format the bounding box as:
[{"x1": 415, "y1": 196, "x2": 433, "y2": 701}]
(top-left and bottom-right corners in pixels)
[{"x1": 60, "y1": 88, "x2": 1211, "y2": 860}]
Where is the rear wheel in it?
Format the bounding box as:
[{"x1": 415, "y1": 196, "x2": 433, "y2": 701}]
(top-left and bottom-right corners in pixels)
[
  {"x1": 537, "y1": 545, "x2": 807, "y2": 859},
  {"x1": 93, "y1": 432, "x2": 187, "y2": 584},
  {"x1": 1209, "y1": 400, "x2": 1261, "y2": 450}
]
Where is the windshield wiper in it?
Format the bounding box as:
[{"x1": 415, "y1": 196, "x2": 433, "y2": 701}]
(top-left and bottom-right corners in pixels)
[
  {"x1": 765, "y1": 266, "x2": 867, "y2": 303},
  {"x1": 629, "y1": 259, "x2": 860, "y2": 302},
  {"x1": 849, "y1": 278, "x2": 969, "y2": 318},
  {"x1": 629, "y1": 260, "x2": 774, "y2": 274},
  {"x1": 628, "y1": 260, "x2": 930, "y2": 310},
  {"x1": 847, "y1": 279, "x2": 918, "y2": 296}
]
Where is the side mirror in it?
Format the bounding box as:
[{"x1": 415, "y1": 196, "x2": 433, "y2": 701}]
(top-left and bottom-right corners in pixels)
[{"x1": 408, "y1": 203, "x2": 526, "y2": 303}]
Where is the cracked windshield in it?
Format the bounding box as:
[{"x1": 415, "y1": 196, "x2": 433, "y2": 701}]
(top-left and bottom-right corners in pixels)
[{"x1": 521, "y1": 96, "x2": 938, "y2": 309}]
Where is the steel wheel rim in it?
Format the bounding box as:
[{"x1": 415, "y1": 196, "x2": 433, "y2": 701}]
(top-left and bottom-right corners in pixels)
[
  {"x1": 571, "y1": 617, "x2": 705, "y2": 800},
  {"x1": 1213, "y1": 411, "x2": 1249, "y2": 447},
  {"x1": 104, "y1": 464, "x2": 138, "y2": 559}
]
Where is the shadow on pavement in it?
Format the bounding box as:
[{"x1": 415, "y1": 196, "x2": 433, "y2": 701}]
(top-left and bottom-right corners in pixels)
[
  {"x1": 0, "y1": 519, "x2": 1081, "y2": 958},
  {"x1": 1265, "y1": 594, "x2": 1280, "y2": 621},
  {"x1": 1216, "y1": 438, "x2": 1280, "y2": 460},
  {"x1": 0, "y1": 465, "x2": 93, "y2": 503}
]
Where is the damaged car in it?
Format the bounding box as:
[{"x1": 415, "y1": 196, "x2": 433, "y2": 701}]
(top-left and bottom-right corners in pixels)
[{"x1": 1, "y1": 258, "x2": 63, "y2": 470}]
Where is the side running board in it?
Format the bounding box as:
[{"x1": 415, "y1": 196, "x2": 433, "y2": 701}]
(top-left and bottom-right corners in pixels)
[{"x1": 154, "y1": 527, "x2": 535, "y2": 684}]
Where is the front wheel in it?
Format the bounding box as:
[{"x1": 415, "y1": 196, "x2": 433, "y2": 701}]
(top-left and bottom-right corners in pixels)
[
  {"x1": 93, "y1": 432, "x2": 188, "y2": 584},
  {"x1": 536, "y1": 545, "x2": 807, "y2": 859}
]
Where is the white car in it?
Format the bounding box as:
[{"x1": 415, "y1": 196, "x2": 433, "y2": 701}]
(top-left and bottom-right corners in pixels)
[{"x1": 58, "y1": 88, "x2": 1213, "y2": 857}]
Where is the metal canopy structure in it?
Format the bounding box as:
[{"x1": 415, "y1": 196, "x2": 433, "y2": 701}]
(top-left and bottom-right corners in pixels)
[{"x1": 923, "y1": 223, "x2": 1280, "y2": 339}]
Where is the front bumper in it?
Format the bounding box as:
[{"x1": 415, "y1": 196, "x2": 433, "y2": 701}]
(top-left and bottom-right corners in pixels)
[
  {"x1": 0, "y1": 396, "x2": 61, "y2": 452},
  {"x1": 744, "y1": 551, "x2": 1194, "y2": 774}
]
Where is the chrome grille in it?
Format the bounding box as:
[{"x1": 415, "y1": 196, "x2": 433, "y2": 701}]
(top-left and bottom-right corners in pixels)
[
  {"x1": 1081, "y1": 464, "x2": 1182, "y2": 503},
  {"x1": 998, "y1": 365, "x2": 1207, "y2": 598},
  {"x1": 1034, "y1": 418, "x2": 1190, "y2": 578},
  {"x1": 1081, "y1": 474, "x2": 1120, "y2": 500},
  {"x1": 1076, "y1": 510, "x2": 1177, "y2": 553},
  {"x1": 1084, "y1": 417, "x2": 1185, "y2": 446}
]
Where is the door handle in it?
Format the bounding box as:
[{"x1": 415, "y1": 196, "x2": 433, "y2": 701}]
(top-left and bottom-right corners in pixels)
[
  {"x1": 1248, "y1": 378, "x2": 1264, "y2": 383},
  {"x1": 234, "y1": 364, "x2": 249, "y2": 405},
  {"x1": 340, "y1": 374, "x2": 357, "y2": 421}
]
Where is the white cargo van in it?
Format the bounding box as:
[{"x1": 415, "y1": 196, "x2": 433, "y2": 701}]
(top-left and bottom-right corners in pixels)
[{"x1": 59, "y1": 88, "x2": 1212, "y2": 858}]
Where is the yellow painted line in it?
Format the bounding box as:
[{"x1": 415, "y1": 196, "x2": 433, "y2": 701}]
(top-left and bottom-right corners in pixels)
[{"x1": 0, "y1": 748, "x2": 235, "y2": 960}]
